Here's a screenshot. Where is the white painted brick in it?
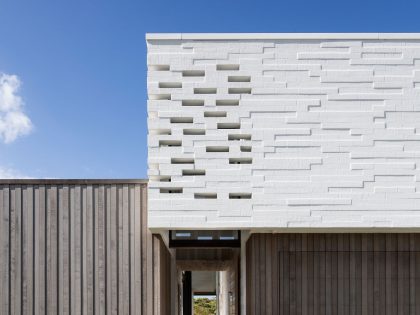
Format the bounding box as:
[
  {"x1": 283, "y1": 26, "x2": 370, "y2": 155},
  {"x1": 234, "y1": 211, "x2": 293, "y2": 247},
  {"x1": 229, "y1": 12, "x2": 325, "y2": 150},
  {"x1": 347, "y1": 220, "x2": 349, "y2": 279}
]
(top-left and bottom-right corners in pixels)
[{"x1": 147, "y1": 35, "x2": 420, "y2": 230}]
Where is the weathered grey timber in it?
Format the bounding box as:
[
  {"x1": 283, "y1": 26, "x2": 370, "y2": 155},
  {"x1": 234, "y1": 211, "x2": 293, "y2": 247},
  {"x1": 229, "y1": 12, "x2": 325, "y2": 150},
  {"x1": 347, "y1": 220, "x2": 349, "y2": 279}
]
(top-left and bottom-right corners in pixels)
[{"x1": 0, "y1": 180, "x2": 171, "y2": 315}]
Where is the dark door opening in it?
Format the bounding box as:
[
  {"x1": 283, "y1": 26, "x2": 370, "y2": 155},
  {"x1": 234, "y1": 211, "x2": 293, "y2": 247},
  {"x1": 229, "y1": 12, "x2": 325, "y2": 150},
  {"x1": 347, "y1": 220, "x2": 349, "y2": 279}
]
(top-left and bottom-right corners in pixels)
[{"x1": 182, "y1": 271, "x2": 192, "y2": 315}]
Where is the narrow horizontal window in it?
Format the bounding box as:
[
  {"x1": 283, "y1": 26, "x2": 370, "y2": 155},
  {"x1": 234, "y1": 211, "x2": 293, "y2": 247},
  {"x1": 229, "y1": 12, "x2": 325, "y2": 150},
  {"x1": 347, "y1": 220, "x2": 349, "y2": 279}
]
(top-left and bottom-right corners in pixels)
[
  {"x1": 182, "y1": 70, "x2": 205, "y2": 77},
  {"x1": 228, "y1": 88, "x2": 251, "y2": 94},
  {"x1": 194, "y1": 88, "x2": 217, "y2": 94},
  {"x1": 159, "y1": 82, "x2": 182, "y2": 88},
  {"x1": 194, "y1": 193, "x2": 217, "y2": 199},
  {"x1": 216, "y1": 99, "x2": 239, "y2": 106},
  {"x1": 170, "y1": 117, "x2": 193, "y2": 123},
  {"x1": 217, "y1": 123, "x2": 240, "y2": 129},
  {"x1": 229, "y1": 158, "x2": 252, "y2": 164},
  {"x1": 240, "y1": 146, "x2": 252, "y2": 152},
  {"x1": 206, "y1": 146, "x2": 229, "y2": 152},
  {"x1": 150, "y1": 129, "x2": 171, "y2": 135},
  {"x1": 149, "y1": 65, "x2": 170, "y2": 71},
  {"x1": 159, "y1": 140, "x2": 181, "y2": 147},
  {"x1": 175, "y1": 232, "x2": 191, "y2": 238},
  {"x1": 150, "y1": 175, "x2": 171, "y2": 182},
  {"x1": 217, "y1": 64, "x2": 240, "y2": 71},
  {"x1": 172, "y1": 230, "x2": 240, "y2": 241},
  {"x1": 182, "y1": 169, "x2": 206, "y2": 176},
  {"x1": 160, "y1": 188, "x2": 183, "y2": 194},
  {"x1": 229, "y1": 193, "x2": 252, "y2": 199},
  {"x1": 204, "y1": 111, "x2": 227, "y2": 117},
  {"x1": 149, "y1": 94, "x2": 171, "y2": 100},
  {"x1": 228, "y1": 76, "x2": 251, "y2": 82},
  {"x1": 228, "y1": 134, "x2": 251, "y2": 141},
  {"x1": 183, "y1": 129, "x2": 205, "y2": 135},
  {"x1": 158, "y1": 176, "x2": 171, "y2": 182},
  {"x1": 197, "y1": 236, "x2": 213, "y2": 240},
  {"x1": 171, "y1": 158, "x2": 194, "y2": 164},
  {"x1": 182, "y1": 99, "x2": 204, "y2": 106},
  {"x1": 220, "y1": 236, "x2": 235, "y2": 240},
  {"x1": 169, "y1": 230, "x2": 240, "y2": 248}
]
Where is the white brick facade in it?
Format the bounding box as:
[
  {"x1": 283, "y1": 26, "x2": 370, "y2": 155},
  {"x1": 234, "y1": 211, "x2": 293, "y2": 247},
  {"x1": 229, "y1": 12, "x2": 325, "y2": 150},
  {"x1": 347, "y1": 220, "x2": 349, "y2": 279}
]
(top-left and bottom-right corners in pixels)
[{"x1": 147, "y1": 34, "x2": 420, "y2": 230}]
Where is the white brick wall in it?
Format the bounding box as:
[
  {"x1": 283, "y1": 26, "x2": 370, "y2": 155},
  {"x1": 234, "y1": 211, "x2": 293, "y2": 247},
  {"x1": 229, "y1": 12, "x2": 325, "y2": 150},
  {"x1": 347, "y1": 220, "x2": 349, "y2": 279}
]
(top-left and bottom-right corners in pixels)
[{"x1": 147, "y1": 34, "x2": 420, "y2": 230}]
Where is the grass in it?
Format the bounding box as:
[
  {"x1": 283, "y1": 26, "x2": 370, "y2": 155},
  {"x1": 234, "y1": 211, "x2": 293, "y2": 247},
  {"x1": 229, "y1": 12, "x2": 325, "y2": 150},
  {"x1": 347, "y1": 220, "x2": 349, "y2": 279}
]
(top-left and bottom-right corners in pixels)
[{"x1": 193, "y1": 297, "x2": 216, "y2": 315}]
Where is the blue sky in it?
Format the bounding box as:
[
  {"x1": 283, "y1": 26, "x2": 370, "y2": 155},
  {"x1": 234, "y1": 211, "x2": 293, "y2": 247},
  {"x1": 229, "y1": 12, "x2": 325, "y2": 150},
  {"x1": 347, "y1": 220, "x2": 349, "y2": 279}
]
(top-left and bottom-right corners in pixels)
[{"x1": 0, "y1": 0, "x2": 419, "y2": 179}]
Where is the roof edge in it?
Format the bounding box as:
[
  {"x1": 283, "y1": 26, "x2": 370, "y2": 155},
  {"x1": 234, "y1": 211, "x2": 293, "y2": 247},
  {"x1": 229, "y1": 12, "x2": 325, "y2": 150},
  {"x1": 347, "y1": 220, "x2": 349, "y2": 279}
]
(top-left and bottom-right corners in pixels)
[
  {"x1": 0, "y1": 179, "x2": 148, "y2": 185},
  {"x1": 146, "y1": 33, "x2": 420, "y2": 40}
]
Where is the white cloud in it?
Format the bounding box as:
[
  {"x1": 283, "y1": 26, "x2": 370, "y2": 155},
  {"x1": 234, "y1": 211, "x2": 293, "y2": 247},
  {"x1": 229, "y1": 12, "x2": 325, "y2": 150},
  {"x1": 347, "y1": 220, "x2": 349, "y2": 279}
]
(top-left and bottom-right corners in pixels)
[
  {"x1": 0, "y1": 73, "x2": 33, "y2": 143},
  {"x1": 0, "y1": 166, "x2": 32, "y2": 179}
]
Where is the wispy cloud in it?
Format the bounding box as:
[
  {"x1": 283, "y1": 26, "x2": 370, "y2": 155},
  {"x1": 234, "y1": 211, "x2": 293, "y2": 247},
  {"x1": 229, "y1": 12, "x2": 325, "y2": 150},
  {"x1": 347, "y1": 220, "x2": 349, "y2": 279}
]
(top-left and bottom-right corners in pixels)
[
  {"x1": 0, "y1": 166, "x2": 32, "y2": 179},
  {"x1": 0, "y1": 73, "x2": 33, "y2": 143}
]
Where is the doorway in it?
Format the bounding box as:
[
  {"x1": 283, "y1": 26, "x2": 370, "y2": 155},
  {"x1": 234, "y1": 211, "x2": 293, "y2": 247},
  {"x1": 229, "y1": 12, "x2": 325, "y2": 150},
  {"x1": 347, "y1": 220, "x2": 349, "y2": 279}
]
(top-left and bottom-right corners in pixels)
[
  {"x1": 177, "y1": 248, "x2": 240, "y2": 315},
  {"x1": 182, "y1": 271, "x2": 217, "y2": 315}
]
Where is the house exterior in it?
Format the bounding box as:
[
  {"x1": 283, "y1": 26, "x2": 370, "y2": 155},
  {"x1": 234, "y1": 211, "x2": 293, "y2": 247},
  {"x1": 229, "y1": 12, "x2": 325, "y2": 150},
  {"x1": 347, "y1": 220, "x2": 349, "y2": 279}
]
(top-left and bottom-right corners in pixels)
[
  {"x1": 147, "y1": 33, "x2": 420, "y2": 314},
  {"x1": 1, "y1": 33, "x2": 420, "y2": 315}
]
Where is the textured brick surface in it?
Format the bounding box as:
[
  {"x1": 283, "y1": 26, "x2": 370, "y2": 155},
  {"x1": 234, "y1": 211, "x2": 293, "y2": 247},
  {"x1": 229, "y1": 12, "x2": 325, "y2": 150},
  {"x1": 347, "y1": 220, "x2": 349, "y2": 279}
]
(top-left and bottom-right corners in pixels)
[{"x1": 147, "y1": 36, "x2": 420, "y2": 229}]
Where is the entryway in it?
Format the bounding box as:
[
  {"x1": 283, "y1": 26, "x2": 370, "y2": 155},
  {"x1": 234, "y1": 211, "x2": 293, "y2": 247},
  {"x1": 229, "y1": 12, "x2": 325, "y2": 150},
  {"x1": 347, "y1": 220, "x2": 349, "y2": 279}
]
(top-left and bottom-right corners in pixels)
[
  {"x1": 181, "y1": 270, "x2": 231, "y2": 315},
  {"x1": 178, "y1": 250, "x2": 240, "y2": 315},
  {"x1": 169, "y1": 230, "x2": 241, "y2": 315}
]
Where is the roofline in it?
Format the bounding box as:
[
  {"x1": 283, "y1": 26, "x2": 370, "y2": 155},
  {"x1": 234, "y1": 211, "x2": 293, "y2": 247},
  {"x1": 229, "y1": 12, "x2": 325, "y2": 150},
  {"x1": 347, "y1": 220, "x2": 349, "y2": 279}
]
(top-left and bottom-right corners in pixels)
[
  {"x1": 0, "y1": 179, "x2": 148, "y2": 185},
  {"x1": 146, "y1": 33, "x2": 420, "y2": 40}
]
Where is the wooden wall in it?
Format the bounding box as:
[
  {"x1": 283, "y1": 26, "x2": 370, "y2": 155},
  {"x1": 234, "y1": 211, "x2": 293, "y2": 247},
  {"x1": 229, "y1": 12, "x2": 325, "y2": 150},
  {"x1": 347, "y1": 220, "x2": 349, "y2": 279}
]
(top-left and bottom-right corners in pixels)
[
  {"x1": 0, "y1": 180, "x2": 171, "y2": 315},
  {"x1": 247, "y1": 233, "x2": 420, "y2": 315}
]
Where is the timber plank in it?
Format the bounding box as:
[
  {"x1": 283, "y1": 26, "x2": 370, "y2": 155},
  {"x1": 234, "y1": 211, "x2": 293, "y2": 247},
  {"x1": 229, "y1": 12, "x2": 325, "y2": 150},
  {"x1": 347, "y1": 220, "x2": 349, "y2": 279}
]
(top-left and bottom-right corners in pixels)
[
  {"x1": 34, "y1": 185, "x2": 46, "y2": 315},
  {"x1": 22, "y1": 186, "x2": 34, "y2": 314},
  {"x1": 46, "y1": 185, "x2": 58, "y2": 315},
  {"x1": 0, "y1": 187, "x2": 10, "y2": 314},
  {"x1": 58, "y1": 185, "x2": 70, "y2": 314},
  {"x1": 70, "y1": 186, "x2": 82, "y2": 315}
]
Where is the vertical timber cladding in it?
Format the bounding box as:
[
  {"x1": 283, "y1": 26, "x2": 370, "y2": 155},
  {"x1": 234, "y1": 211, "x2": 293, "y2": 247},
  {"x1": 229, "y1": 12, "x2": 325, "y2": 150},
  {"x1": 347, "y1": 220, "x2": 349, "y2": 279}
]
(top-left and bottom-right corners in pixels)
[
  {"x1": 246, "y1": 233, "x2": 420, "y2": 315},
  {"x1": 0, "y1": 180, "x2": 171, "y2": 315}
]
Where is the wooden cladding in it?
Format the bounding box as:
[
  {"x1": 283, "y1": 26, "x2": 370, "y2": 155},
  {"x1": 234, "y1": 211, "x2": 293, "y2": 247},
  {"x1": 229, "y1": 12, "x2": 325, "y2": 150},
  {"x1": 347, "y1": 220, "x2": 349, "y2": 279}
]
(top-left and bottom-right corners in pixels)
[
  {"x1": 246, "y1": 233, "x2": 420, "y2": 315},
  {"x1": 0, "y1": 182, "x2": 171, "y2": 315}
]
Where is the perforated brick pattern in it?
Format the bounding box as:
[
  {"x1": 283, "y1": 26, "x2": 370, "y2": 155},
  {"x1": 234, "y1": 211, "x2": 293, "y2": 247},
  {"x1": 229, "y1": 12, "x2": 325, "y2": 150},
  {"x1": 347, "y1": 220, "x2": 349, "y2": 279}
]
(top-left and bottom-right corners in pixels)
[{"x1": 147, "y1": 37, "x2": 420, "y2": 229}]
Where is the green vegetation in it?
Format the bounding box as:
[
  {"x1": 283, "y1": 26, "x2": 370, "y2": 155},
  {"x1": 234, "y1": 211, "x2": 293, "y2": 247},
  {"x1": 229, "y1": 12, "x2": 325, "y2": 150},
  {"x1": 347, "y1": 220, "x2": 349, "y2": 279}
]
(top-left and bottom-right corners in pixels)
[{"x1": 193, "y1": 297, "x2": 216, "y2": 315}]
